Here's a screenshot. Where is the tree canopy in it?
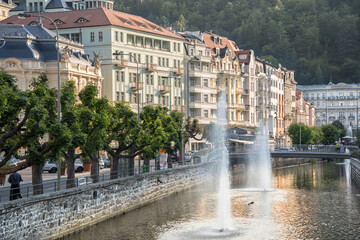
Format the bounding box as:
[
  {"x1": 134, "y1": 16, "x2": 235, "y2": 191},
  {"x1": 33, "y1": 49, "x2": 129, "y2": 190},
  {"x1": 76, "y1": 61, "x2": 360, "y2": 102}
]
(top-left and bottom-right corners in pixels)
[{"x1": 115, "y1": 0, "x2": 360, "y2": 84}]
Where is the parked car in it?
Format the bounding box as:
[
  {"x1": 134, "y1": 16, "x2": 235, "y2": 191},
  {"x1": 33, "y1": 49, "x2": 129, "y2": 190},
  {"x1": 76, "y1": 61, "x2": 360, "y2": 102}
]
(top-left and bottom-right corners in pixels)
[
  {"x1": 170, "y1": 154, "x2": 179, "y2": 162},
  {"x1": 43, "y1": 159, "x2": 84, "y2": 173},
  {"x1": 185, "y1": 152, "x2": 192, "y2": 162},
  {"x1": 99, "y1": 159, "x2": 104, "y2": 169},
  {"x1": 102, "y1": 158, "x2": 111, "y2": 168}
]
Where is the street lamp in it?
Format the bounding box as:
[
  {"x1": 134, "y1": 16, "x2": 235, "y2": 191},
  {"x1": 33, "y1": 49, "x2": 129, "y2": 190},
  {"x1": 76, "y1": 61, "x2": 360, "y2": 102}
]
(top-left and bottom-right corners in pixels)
[
  {"x1": 18, "y1": 13, "x2": 61, "y2": 190},
  {"x1": 112, "y1": 52, "x2": 141, "y2": 174}
]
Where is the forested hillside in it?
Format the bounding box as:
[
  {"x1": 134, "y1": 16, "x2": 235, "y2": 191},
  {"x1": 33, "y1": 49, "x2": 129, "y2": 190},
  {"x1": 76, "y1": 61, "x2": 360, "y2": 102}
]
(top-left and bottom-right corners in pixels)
[{"x1": 114, "y1": 0, "x2": 360, "y2": 85}]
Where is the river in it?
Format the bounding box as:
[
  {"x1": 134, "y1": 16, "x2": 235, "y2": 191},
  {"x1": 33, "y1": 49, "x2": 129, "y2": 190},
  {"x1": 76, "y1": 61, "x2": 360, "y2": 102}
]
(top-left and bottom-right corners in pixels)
[{"x1": 66, "y1": 161, "x2": 360, "y2": 240}]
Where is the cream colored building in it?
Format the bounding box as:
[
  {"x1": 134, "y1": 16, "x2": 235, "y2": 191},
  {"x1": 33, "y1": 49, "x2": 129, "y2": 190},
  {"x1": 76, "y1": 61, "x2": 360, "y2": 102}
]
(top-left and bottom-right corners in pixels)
[
  {"x1": 0, "y1": 0, "x2": 15, "y2": 20},
  {"x1": 235, "y1": 50, "x2": 258, "y2": 129},
  {"x1": 202, "y1": 32, "x2": 245, "y2": 127},
  {"x1": 181, "y1": 31, "x2": 217, "y2": 150},
  {"x1": 0, "y1": 24, "x2": 103, "y2": 94},
  {"x1": 283, "y1": 69, "x2": 297, "y2": 147},
  {"x1": 3, "y1": 9, "x2": 185, "y2": 113}
]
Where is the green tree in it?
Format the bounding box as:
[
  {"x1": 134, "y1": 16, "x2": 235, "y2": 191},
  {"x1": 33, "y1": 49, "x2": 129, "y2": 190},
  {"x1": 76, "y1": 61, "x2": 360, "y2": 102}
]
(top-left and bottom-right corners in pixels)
[
  {"x1": 0, "y1": 72, "x2": 69, "y2": 194},
  {"x1": 321, "y1": 124, "x2": 339, "y2": 144},
  {"x1": 288, "y1": 123, "x2": 312, "y2": 144},
  {"x1": 79, "y1": 85, "x2": 110, "y2": 182},
  {"x1": 60, "y1": 81, "x2": 86, "y2": 188},
  {"x1": 310, "y1": 126, "x2": 323, "y2": 144},
  {"x1": 331, "y1": 120, "x2": 346, "y2": 138}
]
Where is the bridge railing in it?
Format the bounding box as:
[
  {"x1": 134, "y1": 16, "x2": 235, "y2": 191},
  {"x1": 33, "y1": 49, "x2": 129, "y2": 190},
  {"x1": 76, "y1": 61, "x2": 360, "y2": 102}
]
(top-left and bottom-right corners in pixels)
[{"x1": 281, "y1": 144, "x2": 358, "y2": 153}]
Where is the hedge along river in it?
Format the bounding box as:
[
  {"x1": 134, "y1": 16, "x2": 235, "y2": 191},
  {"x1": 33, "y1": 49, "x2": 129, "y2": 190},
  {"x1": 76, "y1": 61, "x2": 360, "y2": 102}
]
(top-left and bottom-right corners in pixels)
[{"x1": 66, "y1": 160, "x2": 360, "y2": 240}]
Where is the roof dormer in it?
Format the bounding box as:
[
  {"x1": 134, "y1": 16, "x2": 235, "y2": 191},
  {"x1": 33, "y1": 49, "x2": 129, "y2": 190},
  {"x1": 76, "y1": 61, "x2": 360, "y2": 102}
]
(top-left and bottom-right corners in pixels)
[{"x1": 75, "y1": 17, "x2": 88, "y2": 23}]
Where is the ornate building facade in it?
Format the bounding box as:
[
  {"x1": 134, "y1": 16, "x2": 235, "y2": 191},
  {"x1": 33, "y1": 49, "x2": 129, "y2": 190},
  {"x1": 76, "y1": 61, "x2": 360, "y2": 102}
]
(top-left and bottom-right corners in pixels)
[
  {"x1": 3, "y1": 9, "x2": 185, "y2": 114},
  {"x1": 0, "y1": 0, "x2": 15, "y2": 20},
  {"x1": 0, "y1": 24, "x2": 103, "y2": 94},
  {"x1": 298, "y1": 82, "x2": 360, "y2": 129}
]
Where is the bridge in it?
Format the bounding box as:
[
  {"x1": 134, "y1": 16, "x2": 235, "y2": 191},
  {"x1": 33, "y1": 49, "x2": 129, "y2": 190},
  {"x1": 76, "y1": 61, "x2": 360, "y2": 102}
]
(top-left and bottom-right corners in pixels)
[{"x1": 269, "y1": 151, "x2": 351, "y2": 159}]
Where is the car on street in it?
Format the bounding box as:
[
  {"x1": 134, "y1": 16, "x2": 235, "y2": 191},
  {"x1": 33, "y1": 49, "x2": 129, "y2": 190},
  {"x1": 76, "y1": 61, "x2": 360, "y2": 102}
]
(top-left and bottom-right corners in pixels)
[
  {"x1": 43, "y1": 159, "x2": 84, "y2": 173},
  {"x1": 185, "y1": 152, "x2": 191, "y2": 162},
  {"x1": 102, "y1": 158, "x2": 111, "y2": 168}
]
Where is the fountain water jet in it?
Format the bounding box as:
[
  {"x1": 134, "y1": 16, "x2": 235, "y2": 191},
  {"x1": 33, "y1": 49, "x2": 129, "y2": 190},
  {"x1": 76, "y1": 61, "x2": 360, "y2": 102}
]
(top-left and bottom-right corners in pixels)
[
  {"x1": 213, "y1": 90, "x2": 232, "y2": 230},
  {"x1": 246, "y1": 121, "x2": 272, "y2": 190}
]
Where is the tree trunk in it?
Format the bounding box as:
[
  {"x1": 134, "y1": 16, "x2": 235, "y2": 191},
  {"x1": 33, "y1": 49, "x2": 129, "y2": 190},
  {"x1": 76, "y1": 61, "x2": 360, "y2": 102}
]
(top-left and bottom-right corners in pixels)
[
  {"x1": 90, "y1": 155, "x2": 99, "y2": 183},
  {"x1": 32, "y1": 165, "x2": 43, "y2": 195},
  {"x1": 110, "y1": 155, "x2": 119, "y2": 180},
  {"x1": 143, "y1": 158, "x2": 150, "y2": 172},
  {"x1": 65, "y1": 149, "x2": 76, "y2": 189},
  {"x1": 129, "y1": 157, "x2": 134, "y2": 176},
  {"x1": 167, "y1": 154, "x2": 172, "y2": 168}
]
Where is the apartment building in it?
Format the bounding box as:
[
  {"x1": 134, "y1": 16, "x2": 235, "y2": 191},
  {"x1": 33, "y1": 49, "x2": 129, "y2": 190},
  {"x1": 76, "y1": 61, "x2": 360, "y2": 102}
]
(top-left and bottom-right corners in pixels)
[
  {"x1": 295, "y1": 91, "x2": 316, "y2": 127},
  {"x1": 3, "y1": 8, "x2": 185, "y2": 113},
  {"x1": 202, "y1": 32, "x2": 245, "y2": 127},
  {"x1": 0, "y1": 0, "x2": 15, "y2": 20},
  {"x1": 235, "y1": 50, "x2": 257, "y2": 129},
  {"x1": 0, "y1": 24, "x2": 103, "y2": 94},
  {"x1": 298, "y1": 82, "x2": 360, "y2": 129},
  {"x1": 181, "y1": 31, "x2": 217, "y2": 150},
  {"x1": 283, "y1": 69, "x2": 297, "y2": 147}
]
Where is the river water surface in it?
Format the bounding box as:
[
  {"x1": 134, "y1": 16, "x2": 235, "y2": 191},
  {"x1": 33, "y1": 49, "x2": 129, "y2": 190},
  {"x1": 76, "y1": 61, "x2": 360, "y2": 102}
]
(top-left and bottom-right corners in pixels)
[{"x1": 67, "y1": 161, "x2": 360, "y2": 240}]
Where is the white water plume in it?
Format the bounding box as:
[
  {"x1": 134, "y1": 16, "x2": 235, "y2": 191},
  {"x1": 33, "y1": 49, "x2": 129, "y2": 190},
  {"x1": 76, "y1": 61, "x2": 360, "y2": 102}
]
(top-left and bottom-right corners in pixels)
[{"x1": 213, "y1": 90, "x2": 232, "y2": 230}]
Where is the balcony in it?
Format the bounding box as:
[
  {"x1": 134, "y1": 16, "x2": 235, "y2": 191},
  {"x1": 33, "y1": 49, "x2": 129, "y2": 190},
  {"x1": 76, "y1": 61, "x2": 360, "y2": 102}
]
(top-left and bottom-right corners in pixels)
[
  {"x1": 172, "y1": 67, "x2": 184, "y2": 75},
  {"x1": 130, "y1": 82, "x2": 144, "y2": 91},
  {"x1": 159, "y1": 85, "x2": 171, "y2": 93},
  {"x1": 172, "y1": 105, "x2": 186, "y2": 112},
  {"x1": 349, "y1": 115, "x2": 355, "y2": 120},
  {"x1": 339, "y1": 116, "x2": 346, "y2": 120},
  {"x1": 235, "y1": 87, "x2": 244, "y2": 95},
  {"x1": 114, "y1": 59, "x2": 128, "y2": 68},
  {"x1": 146, "y1": 63, "x2": 158, "y2": 72},
  {"x1": 228, "y1": 103, "x2": 245, "y2": 110},
  {"x1": 245, "y1": 104, "x2": 250, "y2": 111}
]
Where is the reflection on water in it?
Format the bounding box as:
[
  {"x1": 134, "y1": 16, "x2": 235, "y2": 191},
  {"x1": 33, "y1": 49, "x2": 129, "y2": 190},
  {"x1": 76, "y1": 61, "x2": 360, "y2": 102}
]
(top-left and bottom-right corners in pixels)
[{"x1": 66, "y1": 161, "x2": 360, "y2": 240}]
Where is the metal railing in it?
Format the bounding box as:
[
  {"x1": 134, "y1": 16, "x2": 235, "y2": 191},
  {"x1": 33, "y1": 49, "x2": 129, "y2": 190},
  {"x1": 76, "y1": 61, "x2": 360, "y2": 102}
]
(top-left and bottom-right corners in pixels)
[{"x1": 0, "y1": 160, "x2": 198, "y2": 204}]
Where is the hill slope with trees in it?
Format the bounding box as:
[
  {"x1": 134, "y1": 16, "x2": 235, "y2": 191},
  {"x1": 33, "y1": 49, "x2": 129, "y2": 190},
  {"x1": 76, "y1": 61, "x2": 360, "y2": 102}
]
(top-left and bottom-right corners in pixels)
[{"x1": 114, "y1": 0, "x2": 360, "y2": 85}]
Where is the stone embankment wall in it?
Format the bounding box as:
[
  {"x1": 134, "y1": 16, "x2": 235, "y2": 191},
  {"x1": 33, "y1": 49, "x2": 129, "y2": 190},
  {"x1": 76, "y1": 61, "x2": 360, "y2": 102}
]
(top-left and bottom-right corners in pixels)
[
  {"x1": 0, "y1": 163, "x2": 215, "y2": 240},
  {"x1": 350, "y1": 158, "x2": 360, "y2": 186}
]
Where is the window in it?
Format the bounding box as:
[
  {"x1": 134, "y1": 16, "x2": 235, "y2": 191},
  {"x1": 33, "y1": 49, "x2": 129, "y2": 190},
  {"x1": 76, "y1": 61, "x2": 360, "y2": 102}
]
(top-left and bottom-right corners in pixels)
[
  {"x1": 71, "y1": 33, "x2": 80, "y2": 42},
  {"x1": 120, "y1": 72, "x2": 124, "y2": 82},
  {"x1": 177, "y1": 43, "x2": 180, "y2": 52},
  {"x1": 116, "y1": 71, "x2": 120, "y2": 81},
  {"x1": 204, "y1": 95, "x2": 209, "y2": 103},
  {"x1": 75, "y1": 17, "x2": 88, "y2": 23},
  {"x1": 116, "y1": 92, "x2": 120, "y2": 101},
  {"x1": 204, "y1": 110, "x2": 209, "y2": 118},
  {"x1": 120, "y1": 32, "x2": 123, "y2": 42},
  {"x1": 166, "y1": 58, "x2": 169, "y2": 67},
  {"x1": 203, "y1": 79, "x2": 208, "y2": 87},
  {"x1": 54, "y1": 19, "x2": 64, "y2": 24},
  {"x1": 98, "y1": 31, "x2": 103, "y2": 42},
  {"x1": 174, "y1": 59, "x2": 177, "y2": 67},
  {"x1": 173, "y1": 42, "x2": 176, "y2": 52},
  {"x1": 90, "y1": 32, "x2": 95, "y2": 42},
  {"x1": 115, "y1": 31, "x2": 119, "y2": 42},
  {"x1": 121, "y1": 92, "x2": 125, "y2": 101}
]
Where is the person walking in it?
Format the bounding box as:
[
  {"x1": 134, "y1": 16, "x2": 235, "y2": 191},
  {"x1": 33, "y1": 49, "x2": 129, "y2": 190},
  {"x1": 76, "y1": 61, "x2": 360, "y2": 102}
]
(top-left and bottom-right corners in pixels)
[{"x1": 8, "y1": 171, "x2": 23, "y2": 201}]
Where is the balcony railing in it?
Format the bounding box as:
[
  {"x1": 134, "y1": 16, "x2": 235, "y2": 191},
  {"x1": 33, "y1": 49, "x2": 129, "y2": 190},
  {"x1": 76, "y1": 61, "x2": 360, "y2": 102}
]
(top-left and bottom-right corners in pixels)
[
  {"x1": 114, "y1": 59, "x2": 128, "y2": 68},
  {"x1": 172, "y1": 105, "x2": 186, "y2": 112},
  {"x1": 130, "y1": 82, "x2": 144, "y2": 91},
  {"x1": 159, "y1": 85, "x2": 171, "y2": 93},
  {"x1": 172, "y1": 67, "x2": 184, "y2": 75},
  {"x1": 146, "y1": 63, "x2": 157, "y2": 72}
]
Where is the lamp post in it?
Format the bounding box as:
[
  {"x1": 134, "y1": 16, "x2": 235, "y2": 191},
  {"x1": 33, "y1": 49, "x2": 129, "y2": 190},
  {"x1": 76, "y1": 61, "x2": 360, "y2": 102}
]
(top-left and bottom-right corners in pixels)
[
  {"x1": 18, "y1": 13, "x2": 61, "y2": 190},
  {"x1": 112, "y1": 52, "x2": 141, "y2": 174}
]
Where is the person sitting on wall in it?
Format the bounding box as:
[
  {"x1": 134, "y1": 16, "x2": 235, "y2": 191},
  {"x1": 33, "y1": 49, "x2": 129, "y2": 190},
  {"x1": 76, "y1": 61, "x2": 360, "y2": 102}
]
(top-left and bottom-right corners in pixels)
[{"x1": 8, "y1": 171, "x2": 23, "y2": 201}]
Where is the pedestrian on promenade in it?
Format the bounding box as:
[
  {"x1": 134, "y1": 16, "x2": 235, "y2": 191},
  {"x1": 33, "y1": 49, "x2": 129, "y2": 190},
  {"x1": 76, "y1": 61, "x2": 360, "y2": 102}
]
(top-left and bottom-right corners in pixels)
[{"x1": 8, "y1": 171, "x2": 23, "y2": 201}]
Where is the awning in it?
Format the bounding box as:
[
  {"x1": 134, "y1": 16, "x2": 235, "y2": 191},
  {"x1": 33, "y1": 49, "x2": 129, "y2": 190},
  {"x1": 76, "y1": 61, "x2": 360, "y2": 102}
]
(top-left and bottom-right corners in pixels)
[{"x1": 228, "y1": 139, "x2": 254, "y2": 145}]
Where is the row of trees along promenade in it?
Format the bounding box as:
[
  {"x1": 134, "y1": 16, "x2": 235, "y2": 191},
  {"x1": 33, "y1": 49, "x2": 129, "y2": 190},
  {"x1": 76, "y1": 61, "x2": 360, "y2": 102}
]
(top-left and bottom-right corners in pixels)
[{"x1": 0, "y1": 70, "x2": 204, "y2": 194}]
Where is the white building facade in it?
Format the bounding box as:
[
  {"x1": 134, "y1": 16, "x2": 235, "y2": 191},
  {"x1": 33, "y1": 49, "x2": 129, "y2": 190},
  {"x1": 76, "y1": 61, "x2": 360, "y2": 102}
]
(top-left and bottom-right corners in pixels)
[{"x1": 298, "y1": 82, "x2": 360, "y2": 129}]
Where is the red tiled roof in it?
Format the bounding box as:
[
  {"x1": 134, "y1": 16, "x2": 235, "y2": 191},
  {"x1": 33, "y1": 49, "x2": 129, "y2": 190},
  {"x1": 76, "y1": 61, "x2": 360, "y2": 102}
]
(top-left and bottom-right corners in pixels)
[
  {"x1": 1, "y1": 8, "x2": 184, "y2": 40},
  {"x1": 235, "y1": 50, "x2": 250, "y2": 64},
  {"x1": 202, "y1": 32, "x2": 238, "y2": 58}
]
